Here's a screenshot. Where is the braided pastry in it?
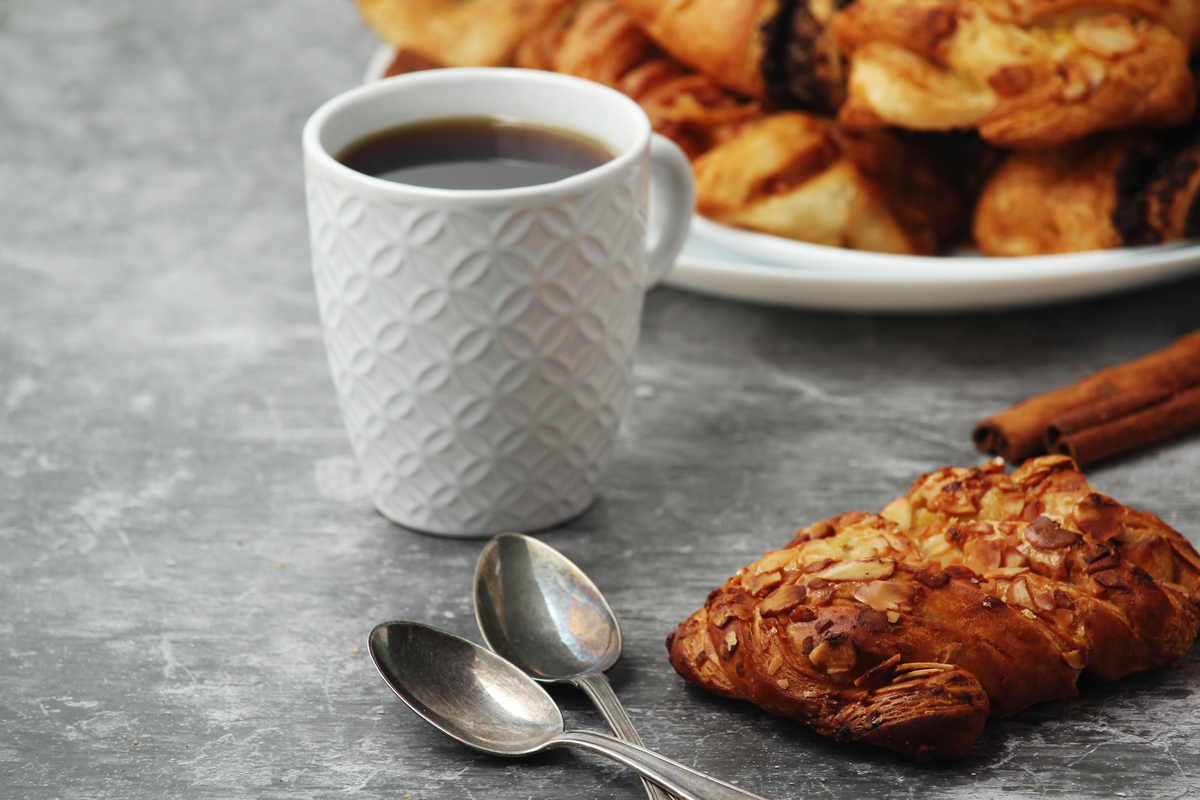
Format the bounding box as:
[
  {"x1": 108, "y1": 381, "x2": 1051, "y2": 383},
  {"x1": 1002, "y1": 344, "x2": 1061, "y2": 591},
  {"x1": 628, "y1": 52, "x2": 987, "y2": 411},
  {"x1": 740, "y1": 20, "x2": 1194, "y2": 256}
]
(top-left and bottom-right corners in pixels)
[
  {"x1": 617, "y1": 0, "x2": 846, "y2": 112},
  {"x1": 972, "y1": 116, "x2": 1200, "y2": 255},
  {"x1": 355, "y1": 0, "x2": 578, "y2": 67},
  {"x1": 516, "y1": 0, "x2": 968, "y2": 253},
  {"x1": 832, "y1": 0, "x2": 1196, "y2": 149},
  {"x1": 666, "y1": 455, "x2": 1200, "y2": 760},
  {"x1": 514, "y1": 0, "x2": 763, "y2": 160},
  {"x1": 619, "y1": 0, "x2": 1197, "y2": 149}
]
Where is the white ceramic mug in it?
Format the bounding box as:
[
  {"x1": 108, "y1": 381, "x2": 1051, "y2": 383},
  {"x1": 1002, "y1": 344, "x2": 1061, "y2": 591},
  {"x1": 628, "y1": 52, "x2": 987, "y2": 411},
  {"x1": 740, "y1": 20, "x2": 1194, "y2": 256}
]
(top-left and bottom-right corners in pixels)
[{"x1": 303, "y1": 67, "x2": 694, "y2": 536}]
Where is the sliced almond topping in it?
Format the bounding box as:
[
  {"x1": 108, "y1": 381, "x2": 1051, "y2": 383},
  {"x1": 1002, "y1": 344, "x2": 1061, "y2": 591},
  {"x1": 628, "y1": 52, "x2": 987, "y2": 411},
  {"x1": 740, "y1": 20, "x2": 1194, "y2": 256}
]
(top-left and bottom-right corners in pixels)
[
  {"x1": 979, "y1": 489, "x2": 1027, "y2": 520},
  {"x1": 1085, "y1": 555, "x2": 1122, "y2": 575},
  {"x1": 776, "y1": 679, "x2": 790, "y2": 690},
  {"x1": 755, "y1": 550, "x2": 796, "y2": 574},
  {"x1": 807, "y1": 641, "x2": 832, "y2": 667},
  {"x1": 808, "y1": 637, "x2": 858, "y2": 674},
  {"x1": 1073, "y1": 14, "x2": 1141, "y2": 57},
  {"x1": 804, "y1": 521, "x2": 837, "y2": 541},
  {"x1": 853, "y1": 579, "x2": 915, "y2": 611},
  {"x1": 914, "y1": 569, "x2": 950, "y2": 589},
  {"x1": 852, "y1": 536, "x2": 893, "y2": 558},
  {"x1": 1024, "y1": 516, "x2": 1081, "y2": 550},
  {"x1": 1093, "y1": 572, "x2": 1127, "y2": 590},
  {"x1": 744, "y1": 569, "x2": 782, "y2": 596},
  {"x1": 761, "y1": 582, "x2": 808, "y2": 616},
  {"x1": 1002, "y1": 548, "x2": 1029, "y2": 569},
  {"x1": 803, "y1": 557, "x2": 836, "y2": 573},
  {"x1": 963, "y1": 537, "x2": 1004, "y2": 572},
  {"x1": 1061, "y1": 76, "x2": 1089, "y2": 103},
  {"x1": 928, "y1": 480, "x2": 978, "y2": 514},
  {"x1": 1020, "y1": 607, "x2": 1038, "y2": 620},
  {"x1": 767, "y1": 653, "x2": 784, "y2": 676},
  {"x1": 1031, "y1": 585, "x2": 1058, "y2": 611},
  {"x1": 886, "y1": 610, "x2": 901, "y2": 623},
  {"x1": 936, "y1": 642, "x2": 963, "y2": 664},
  {"x1": 923, "y1": 536, "x2": 954, "y2": 559},
  {"x1": 1168, "y1": 533, "x2": 1200, "y2": 570},
  {"x1": 711, "y1": 605, "x2": 737, "y2": 627},
  {"x1": 880, "y1": 497, "x2": 911, "y2": 528},
  {"x1": 987, "y1": 566, "x2": 1030, "y2": 579},
  {"x1": 816, "y1": 558, "x2": 896, "y2": 582},
  {"x1": 1061, "y1": 649, "x2": 1088, "y2": 670},
  {"x1": 808, "y1": 584, "x2": 837, "y2": 607},
  {"x1": 723, "y1": 630, "x2": 738, "y2": 659},
  {"x1": 1008, "y1": 576, "x2": 1034, "y2": 608},
  {"x1": 872, "y1": 682, "x2": 913, "y2": 695},
  {"x1": 892, "y1": 668, "x2": 943, "y2": 682},
  {"x1": 853, "y1": 652, "x2": 902, "y2": 687},
  {"x1": 895, "y1": 661, "x2": 952, "y2": 673}
]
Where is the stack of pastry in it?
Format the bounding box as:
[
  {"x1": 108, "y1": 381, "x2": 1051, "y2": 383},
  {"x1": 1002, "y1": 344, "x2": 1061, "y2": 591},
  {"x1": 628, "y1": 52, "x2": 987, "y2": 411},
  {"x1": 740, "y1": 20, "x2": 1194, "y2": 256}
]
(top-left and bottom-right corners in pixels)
[
  {"x1": 356, "y1": 0, "x2": 1200, "y2": 254},
  {"x1": 666, "y1": 455, "x2": 1200, "y2": 758}
]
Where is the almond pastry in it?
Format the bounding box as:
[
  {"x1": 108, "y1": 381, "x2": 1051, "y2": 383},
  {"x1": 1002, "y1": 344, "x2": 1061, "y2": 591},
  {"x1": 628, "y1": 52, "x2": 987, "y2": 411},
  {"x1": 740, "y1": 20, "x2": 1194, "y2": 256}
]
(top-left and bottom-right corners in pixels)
[{"x1": 666, "y1": 455, "x2": 1200, "y2": 759}]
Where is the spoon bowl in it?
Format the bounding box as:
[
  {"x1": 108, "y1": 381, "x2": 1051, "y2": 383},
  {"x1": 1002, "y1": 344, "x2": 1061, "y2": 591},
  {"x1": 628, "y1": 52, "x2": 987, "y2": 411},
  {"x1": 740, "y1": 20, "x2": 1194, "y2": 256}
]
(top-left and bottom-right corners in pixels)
[
  {"x1": 368, "y1": 620, "x2": 773, "y2": 800},
  {"x1": 369, "y1": 619, "x2": 559, "y2": 755},
  {"x1": 473, "y1": 534, "x2": 675, "y2": 800},
  {"x1": 474, "y1": 532, "x2": 621, "y2": 680}
]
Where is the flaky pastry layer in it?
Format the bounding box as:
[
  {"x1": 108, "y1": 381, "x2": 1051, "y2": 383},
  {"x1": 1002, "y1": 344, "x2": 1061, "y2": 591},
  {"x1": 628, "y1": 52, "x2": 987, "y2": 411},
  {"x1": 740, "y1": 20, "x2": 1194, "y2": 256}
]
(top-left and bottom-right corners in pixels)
[{"x1": 667, "y1": 456, "x2": 1200, "y2": 759}]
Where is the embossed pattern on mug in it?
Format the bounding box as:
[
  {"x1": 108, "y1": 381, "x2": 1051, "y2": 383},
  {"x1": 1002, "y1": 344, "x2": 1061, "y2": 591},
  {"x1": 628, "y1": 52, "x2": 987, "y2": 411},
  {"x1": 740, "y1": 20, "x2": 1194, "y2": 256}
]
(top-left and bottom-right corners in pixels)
[{"x1": 306, "y1": 164, "x2": 648, "y2": 534}]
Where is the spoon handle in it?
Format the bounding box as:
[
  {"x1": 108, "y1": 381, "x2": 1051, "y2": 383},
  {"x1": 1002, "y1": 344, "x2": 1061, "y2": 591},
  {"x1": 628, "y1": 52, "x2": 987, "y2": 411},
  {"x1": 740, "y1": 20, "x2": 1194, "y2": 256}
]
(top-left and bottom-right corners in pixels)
[
  {"x1": 549, "y1": 728, "x2": 774, "y2": 800},
  {"x1": 570, "y1": 673, "x2": 677, "y2": 800}
]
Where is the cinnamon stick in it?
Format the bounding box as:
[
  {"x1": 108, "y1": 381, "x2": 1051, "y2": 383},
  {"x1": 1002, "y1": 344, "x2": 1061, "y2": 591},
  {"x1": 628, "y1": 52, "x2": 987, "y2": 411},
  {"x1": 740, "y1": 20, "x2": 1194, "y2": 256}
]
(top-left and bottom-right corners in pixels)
[
  {"x1": 972, "y1": 330, "x2": 1200, "y2": 463},
  {"x1": 1044, "y1": 384, "x2": 1180, "y2": 450},
  {"x1": 1050, "y1": 383, "x2": 1200, "y2": 466}
]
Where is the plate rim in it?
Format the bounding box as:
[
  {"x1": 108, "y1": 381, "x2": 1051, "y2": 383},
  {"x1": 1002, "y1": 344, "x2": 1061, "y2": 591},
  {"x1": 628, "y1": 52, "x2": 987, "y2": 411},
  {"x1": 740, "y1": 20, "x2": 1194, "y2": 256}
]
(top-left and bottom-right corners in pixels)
[{"x1": 688, "y1": 216, "x2": 1200, "y2": 278}]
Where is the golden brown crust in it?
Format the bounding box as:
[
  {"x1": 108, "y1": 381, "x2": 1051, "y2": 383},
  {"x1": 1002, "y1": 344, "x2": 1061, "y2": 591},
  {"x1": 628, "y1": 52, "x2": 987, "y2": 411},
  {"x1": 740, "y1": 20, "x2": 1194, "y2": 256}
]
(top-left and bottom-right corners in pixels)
[
  {"x1": 691, "y1": 114, "x2": 967, "y2": 254},
  {"x1": 517, "y1": 0, "x2": 967, "y2": 253},
  {"x1": 971, "y1": 125, "x2": 1200, "y2": 255},
  {"x1": 971, "y1": 136, "x2": 1135, "y2": 256},
  {"x1": 514, "y1": 0, "x2": 762, "y2": 159},
  {"x1": 832, "y1": 0, "x2": 1196, "y2": 149},
  {"x1": 667, "y1": 513, "x2": 995, "y2": 761},
  {"x1": 617, "y1": 0, "x2": 782, "y2": 99},
  {"x1": 668, "y1": 456, "x2": 1200, "y2": 760},
  {"x1": 889, "y1": 457, "x2": 1200, "y2": 673},
  {"x1": 355, "y1": 0, "x2": 577, "y2": 67},
  {"x1": 991, "y1": 0, "x2": 1200, "y2": 50}
]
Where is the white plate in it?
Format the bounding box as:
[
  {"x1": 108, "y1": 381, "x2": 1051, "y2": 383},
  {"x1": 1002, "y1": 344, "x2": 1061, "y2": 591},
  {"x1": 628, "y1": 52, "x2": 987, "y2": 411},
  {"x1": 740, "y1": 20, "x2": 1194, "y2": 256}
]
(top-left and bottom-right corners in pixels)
[
  {"x1": 678, "y1": 220, "x2": 1200, "y2": 312},
  {"x1": 364, "y1": 45, "x2": 1200, "y2": 312}
]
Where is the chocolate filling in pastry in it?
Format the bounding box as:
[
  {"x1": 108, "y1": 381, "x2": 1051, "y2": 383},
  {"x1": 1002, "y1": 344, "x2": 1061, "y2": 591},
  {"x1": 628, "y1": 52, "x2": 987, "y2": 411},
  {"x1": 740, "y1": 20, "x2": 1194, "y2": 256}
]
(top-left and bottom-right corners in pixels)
[
  {"x1": 761, "y1": 0, "x2": 851, "y2": 113},
  {"x1": 1113, "y1": 117, "x2": 1200, "y2": 244}
]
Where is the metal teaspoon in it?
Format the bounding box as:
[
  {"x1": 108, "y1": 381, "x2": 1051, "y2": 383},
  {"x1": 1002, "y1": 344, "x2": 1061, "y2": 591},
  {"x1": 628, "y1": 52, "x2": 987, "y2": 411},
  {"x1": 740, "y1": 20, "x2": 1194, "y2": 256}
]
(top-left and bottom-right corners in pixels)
[
  {"x1": 473, "y1": 532, "x2": 674, "y2": 800},
  {"x1": 368, "y1": 621, "x2": 773, "y2": 800}
]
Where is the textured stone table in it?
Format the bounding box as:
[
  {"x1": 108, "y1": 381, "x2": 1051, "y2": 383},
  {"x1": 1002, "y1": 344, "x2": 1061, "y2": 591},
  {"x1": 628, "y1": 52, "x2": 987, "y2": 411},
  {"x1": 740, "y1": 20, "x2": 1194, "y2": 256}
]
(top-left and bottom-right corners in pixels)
[{"x1": 3, "y1": 1, "x2": 1199, "y2": 798}]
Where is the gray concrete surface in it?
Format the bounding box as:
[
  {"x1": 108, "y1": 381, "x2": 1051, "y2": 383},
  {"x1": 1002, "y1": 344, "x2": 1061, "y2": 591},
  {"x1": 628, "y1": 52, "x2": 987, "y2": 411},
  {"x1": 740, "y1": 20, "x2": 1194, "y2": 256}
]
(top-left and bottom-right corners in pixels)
[{"x1": 2, "y1": 1, "x2": 1199, "y2": 798}]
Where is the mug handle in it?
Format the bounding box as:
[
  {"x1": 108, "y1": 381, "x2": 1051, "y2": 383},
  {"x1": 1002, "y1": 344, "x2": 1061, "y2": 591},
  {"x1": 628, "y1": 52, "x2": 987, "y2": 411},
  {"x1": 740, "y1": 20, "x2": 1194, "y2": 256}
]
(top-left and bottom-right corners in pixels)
[{"x1": 645, "y1": 133, "x2": 696, "y2": 287}]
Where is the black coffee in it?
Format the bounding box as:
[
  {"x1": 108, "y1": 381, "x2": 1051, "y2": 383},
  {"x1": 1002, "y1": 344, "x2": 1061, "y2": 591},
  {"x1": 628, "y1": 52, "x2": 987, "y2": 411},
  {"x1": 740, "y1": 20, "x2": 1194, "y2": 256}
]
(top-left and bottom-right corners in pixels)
[{"x1": 336, "y1": 116, "x2": 614, "y2": 190}]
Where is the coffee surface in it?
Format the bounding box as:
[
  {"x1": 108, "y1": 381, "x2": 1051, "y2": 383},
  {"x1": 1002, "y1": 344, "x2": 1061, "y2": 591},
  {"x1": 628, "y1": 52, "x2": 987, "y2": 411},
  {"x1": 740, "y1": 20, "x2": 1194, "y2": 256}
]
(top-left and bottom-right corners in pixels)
[{"x1": 336, "y1": 116, "x2": 613, "y2": 190}]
